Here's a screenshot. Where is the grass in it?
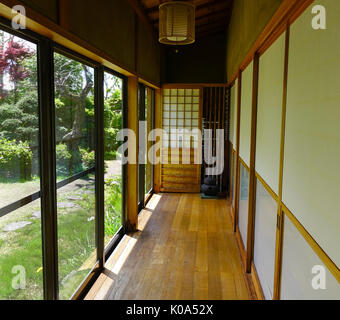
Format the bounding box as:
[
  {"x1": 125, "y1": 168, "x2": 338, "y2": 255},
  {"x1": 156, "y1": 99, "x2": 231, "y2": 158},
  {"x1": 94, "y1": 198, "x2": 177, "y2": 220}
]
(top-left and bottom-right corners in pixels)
[
  {"x1": 0, "y1": 174, "x2": 122, "y2": 300},
  {"x1": 104, "y1": 177, "x2": 122, "y2": 245}
]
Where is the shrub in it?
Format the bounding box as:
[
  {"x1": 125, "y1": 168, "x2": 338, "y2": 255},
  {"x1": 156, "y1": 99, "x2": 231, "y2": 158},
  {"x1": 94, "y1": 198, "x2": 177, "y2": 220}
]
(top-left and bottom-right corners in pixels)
[
  {"x1": 104, "y1": 177, "x2": 122, "y2": 238},
  {"x1": 0, "y1": 91, "x2": 39, "y2": 145},
  {"x1": 104, "y1": 127, "x2": 121, "y2": 160},
  {"x1": 56, "y1": 143, "x2": 72, "y2": 177},
  {"x1": 0, "y1": 138, "x2": 32, "y2": 180},
  {"x1": 80, "y1": 148, "x2": 95, "y2": 169}
]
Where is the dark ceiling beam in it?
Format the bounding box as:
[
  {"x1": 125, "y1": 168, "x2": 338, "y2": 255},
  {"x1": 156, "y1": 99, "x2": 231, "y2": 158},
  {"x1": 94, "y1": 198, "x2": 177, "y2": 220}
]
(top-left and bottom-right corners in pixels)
[
  {"x1": 126, "y1": 0, "x2": 156, "y2": 37},
  {"x1": 141, "y1": 0, "x2": 162, "y2": 10},
  {"x1": 145, "y1": 0, "x2": 214, "y2": 12},
  {"x1": 195, "y1": 10, "x2": 229, "y2": 27},
  {"x1": 153, "y1": 9, "x2": 229, "y2": 28},
  {"x1": 148, "y1": 0, "x2": 231, "y2": 21},
  {"x1": 196, "y1": 18, "x2": 228, "y2": 34},
  {"x1": 196, "y1": 26, "x2": 226, "y2": 39}
]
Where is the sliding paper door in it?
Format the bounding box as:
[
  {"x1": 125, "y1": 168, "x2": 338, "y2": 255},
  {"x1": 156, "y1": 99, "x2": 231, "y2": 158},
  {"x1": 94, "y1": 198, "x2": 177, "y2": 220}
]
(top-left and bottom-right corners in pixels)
[{"x1": 161, "y1": 88, "x2": 201, "y2": 193}]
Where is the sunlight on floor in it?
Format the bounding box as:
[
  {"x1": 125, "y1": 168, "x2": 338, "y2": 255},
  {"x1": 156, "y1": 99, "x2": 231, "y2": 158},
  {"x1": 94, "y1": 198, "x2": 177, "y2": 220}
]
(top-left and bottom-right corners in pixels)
[
  {"x1": 146, "y1": 194, "x2": 162, "y2": 211},
  {"x1": 112, "y1": 236, "x2": 137, "y2": 275}
]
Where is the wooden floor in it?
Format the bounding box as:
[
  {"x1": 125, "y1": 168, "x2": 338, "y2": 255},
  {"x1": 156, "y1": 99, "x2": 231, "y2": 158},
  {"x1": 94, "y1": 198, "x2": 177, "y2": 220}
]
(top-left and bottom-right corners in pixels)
[{"x1": 85, "y1": 193, "x2": 255, "y2": 300}]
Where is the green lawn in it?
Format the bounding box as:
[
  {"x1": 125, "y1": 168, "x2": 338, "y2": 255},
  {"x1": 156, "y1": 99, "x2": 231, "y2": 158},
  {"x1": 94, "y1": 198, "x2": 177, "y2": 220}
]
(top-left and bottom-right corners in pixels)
[{"x1": 0, "y1": 175, "x2": 122, "y2": 300}]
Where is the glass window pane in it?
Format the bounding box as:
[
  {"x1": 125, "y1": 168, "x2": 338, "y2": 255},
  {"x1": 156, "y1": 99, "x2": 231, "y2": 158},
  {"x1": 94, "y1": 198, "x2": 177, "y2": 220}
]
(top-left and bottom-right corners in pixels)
[
  {"x1": 238, "y1": 162, "x2": 249, "y2": 248},
  {"x1": 104, "y1": 72, "x2": 123, "y2": 247},
  {"x1": 178, "y1": 89, "x2": 184, "y2": 96},
  {"x1": 54, "y1": 52, "x2": 96, "y2": 299},
  {"x1": 0, "y1": 30, "x2": 43, "y2": 300}
]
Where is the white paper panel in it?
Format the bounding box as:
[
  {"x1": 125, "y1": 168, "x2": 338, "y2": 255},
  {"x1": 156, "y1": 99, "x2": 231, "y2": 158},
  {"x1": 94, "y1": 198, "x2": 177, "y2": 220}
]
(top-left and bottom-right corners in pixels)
[
  {"x1": 239, "y1": 62, "x2": 253, "y2": 166},
  {"x1": 232, "y1": 155, "x2": 236, "y2": 208},
  {"x1": 282, "y1": 0, "x2": 340, "y2": 267},
  {"x1": 256, "y1": 33, "x2": 285, "y2": 195},
  {"x1": 230, "y1": 84, "x2": 235, "y2": 144},
  {"x1": 281, "y1": 216, "x2": 340, "y2": 300},
  {"x1": 238, "y1": 162, "x2": 249, "y2": 248},
  {"x1": 230, "y1": 80, "x2": 238, "y2": 146},
  {"x1": 253, "y1": 178, "x2": 277, "y2": 300}
]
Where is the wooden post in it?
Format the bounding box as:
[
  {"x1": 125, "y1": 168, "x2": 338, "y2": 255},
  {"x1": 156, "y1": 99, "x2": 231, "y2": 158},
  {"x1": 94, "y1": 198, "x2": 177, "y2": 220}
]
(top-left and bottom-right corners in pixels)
[
  {"x1": 273, "y1": 24, "x2": 290, "y2": 300},
  {"x1": 58, "y1": 0, "x2": 69, "y2": 30},
  {"x1": 246, "y1": 52, "x2": 260, "y2": 273},
  {"x1": 126, "y1": 76, "x2": 139, "y2": 232},
  {"x1": 153, "y1": 88, "x2": 162, "y2": 193}
]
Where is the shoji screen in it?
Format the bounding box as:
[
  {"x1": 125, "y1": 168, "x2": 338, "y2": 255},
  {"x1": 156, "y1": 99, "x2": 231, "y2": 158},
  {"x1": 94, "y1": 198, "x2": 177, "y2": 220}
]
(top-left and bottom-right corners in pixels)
[
  {"x1": 253, "y1": 33, "x2": 286, "y2": 300},
  {"x1": 230, "y1": 82, "x2": 237, "y2": 207},
  {"x1": 239, "y1": 63, "x2": 253, "y2": 166},
  {"x1": 256, "y1": 33, "x2": 285, "y2": 194},
  {"x1": 238, "y1": 63, "x2": 252, "y2": 248},
  {"x1": 281, "y1": 216, "x2": 340, "y2": 299},
  {"x1": 161, "y1": 88, "x2": 201, "y2": 192},
  {"x1": 230, "y1": 81, "x2": 238, "y2": 148},
  {"x1": 282, "y1": 0, "x2": 340, "y2": 274}
]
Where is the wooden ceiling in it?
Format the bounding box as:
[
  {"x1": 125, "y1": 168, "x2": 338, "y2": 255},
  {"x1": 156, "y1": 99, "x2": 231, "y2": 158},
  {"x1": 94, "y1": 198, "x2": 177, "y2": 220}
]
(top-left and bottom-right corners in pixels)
[{"x1": 137, "y1": 0, "x2": 234, "y2": 40}]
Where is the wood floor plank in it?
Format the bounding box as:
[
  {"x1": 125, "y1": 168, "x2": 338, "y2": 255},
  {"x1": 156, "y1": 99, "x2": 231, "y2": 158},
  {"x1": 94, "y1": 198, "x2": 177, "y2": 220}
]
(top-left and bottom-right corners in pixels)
[{"x1": 87, "y1": 193, "x2": 253, "y2": 300}]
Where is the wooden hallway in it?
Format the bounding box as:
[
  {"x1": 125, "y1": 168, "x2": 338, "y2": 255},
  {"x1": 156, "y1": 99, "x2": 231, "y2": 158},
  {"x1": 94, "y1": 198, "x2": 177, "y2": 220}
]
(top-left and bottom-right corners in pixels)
[{"x1": 86, "y1": 194, "x2": 255, "y2": 300}]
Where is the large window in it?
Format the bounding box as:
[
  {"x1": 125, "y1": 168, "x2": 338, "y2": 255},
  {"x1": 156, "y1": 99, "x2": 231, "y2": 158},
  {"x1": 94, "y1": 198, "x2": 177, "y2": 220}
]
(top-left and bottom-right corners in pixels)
[
  {"x1": 54, "y1": 52, "x2": 96, "y2": 299},
  {"x1": 0, "y1": 19, "x2": 127, "y2": 300},
  {"x1": 104, "y1": 71, "x2": 124, "y2": 248},
  {"x1": 0, "y1": 29, "x2": 43, "y2": 299}
]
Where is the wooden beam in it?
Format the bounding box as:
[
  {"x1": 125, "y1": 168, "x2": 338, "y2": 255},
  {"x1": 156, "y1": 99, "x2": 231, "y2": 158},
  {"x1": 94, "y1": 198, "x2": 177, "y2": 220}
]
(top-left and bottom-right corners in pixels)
[
  {"x1": 149, "y1": 0, "x2": 232, "y2": 22},
  {"x1": 58, "y1": 0, "x2": 68, "y2": 30},
  {"x1": 196, "y1": 26, "x2": 226, "y2": 39},
  {"x1": 126, "y1": 0, "x2": 156, "y2": 37},
  {"x1": 195, "y1": 10, "x2": 230, "y2": 27},
  {"x1": 126, "y1": 76, "x2": 139, "y2": 232},
  {"x1": 196, "y1": 19, "x2": 228, "y2": 34},
  {"x1": 146, "y1": 0, "x2": 214, "y2": 13}
]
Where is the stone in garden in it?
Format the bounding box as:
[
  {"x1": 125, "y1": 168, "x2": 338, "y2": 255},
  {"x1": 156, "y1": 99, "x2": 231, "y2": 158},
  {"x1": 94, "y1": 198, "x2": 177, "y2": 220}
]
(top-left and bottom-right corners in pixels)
[
  {"x1": 32, "y1": 211, "x2": 41, "y2": 219},
  {"x1": 3, "y1": 221, "x2": 32, "y2": 232},
  {"x1": 78, "y1": 190, "x2": 93, "y2": 195},
  {"x1": 57, "y1": 202, "x2": 79, "y2": 209},
  {"x1": 66, "y1": 196, "x2": 82, "y2": 201}
]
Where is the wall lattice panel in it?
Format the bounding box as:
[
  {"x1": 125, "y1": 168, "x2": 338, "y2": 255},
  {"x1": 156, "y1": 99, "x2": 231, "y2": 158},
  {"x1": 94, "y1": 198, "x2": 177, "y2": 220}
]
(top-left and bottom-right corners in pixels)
[{"x1": 161, "y1": 88, "x2": 202, "y2": 193}]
